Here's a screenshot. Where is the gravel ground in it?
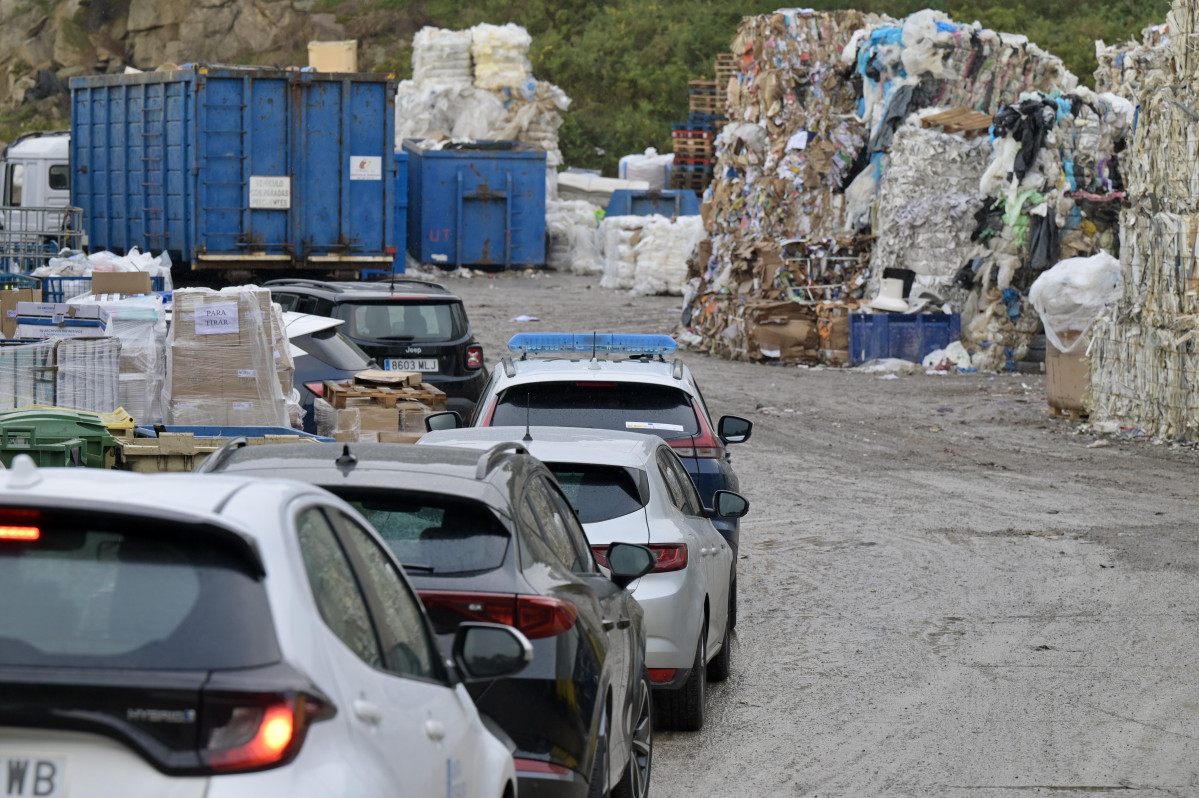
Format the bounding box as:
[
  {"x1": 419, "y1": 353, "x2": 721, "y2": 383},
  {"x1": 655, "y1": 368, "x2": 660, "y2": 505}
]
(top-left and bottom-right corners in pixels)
[{"x1": 436, "y1": 268, "x2": 1199, "y2": 798}]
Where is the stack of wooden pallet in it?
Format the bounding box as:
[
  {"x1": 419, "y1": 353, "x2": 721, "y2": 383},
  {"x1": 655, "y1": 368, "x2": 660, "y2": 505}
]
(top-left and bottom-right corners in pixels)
[{"x1": 323, "y1": 370, "x2": 446, "y2": 443}]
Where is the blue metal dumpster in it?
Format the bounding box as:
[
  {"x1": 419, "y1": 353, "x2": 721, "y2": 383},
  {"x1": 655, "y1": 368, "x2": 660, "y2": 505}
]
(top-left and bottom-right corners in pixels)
[
  {"x1": 605, "y1": 189, "x2": 701, "y2": 218},
  {"x1": 404, "y1": 139, "x2": 546, "y2": 269},
  {"x1": 69, "y1": 67, "x2": 399, "y2": 272}
]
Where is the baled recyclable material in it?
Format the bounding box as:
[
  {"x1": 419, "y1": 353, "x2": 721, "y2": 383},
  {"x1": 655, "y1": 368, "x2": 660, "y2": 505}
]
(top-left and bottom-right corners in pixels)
[
  {"x1": 55, "y1": 337, "x2": 121, "y2": 414},
  {"x1": 599, "y1": 216, "x2": 705, "y2": 296},
  {"x1": 547, "y1": 200, "x2": 603, "y2": 275},
  {"x1": 411, "y1": 27, "x2": 472, "y2": 88},
  {"x1": 470, "y1": 23, "x2": 533, "y2": 91},
  {"x1": 619, "y1": 149, "x2": 675, "y2": 191},
  {"x1": 1094, "y1": 25, "x2": 1172, "y2": 100}
]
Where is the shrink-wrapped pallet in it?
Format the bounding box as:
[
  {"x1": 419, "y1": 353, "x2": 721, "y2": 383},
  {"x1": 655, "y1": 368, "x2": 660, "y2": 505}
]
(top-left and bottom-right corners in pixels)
[
  {"x1": 55, "y1": 338, "x2": 121, "y2": 414},
  {"x1": 166, "y1": 286, "x2": 287, "y2": 427},
  {"x1": 69, "y1": 293, "x2": 167, "y2": 423},
  {"x1": 0, "y1": 341, "x2": 55, "y2": 410}
]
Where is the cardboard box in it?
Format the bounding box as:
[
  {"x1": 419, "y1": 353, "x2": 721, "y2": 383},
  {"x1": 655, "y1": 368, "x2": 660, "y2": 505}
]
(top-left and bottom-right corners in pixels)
[
  {"x1": 308, "y1": 40, "x2": 358, "y2": 72},
  {"x1": 353, "y1": 369, "x2": 422, "y2": 388},
  {"x1": 92, "y1": 272, "x2": 152, "y2": 296},
  {"x1": 169, "y1": 345, "x2": 270, "y2": 400},
  {"x1": 339, "y1": 399, "x2": 399, "y2": 434},
  {"x1": 0, "y1": 287, "x2": 40, "y2": 339},
  {"x1": 15, "y1": 302, "x2": 110, "y2": 340},
  {"x1": 1047, "y1": 330, "x2": 1089, "y2": 414},
  {"x1": 746, "y1": 301, "x2": 820, "y2": 361},
  {"x1": 378, "y1": 431, "x2": 425, "y2": 444},
  {"x1": 172, "y1": 289, "x2": 272, "y2": 347}
]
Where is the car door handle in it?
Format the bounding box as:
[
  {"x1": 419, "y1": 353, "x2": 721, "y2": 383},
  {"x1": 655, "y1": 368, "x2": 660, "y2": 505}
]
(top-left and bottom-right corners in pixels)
[
  {"x1": 602, "y1": 619, "x2": 616, "y2": 631},
  {"x1": 425, "y1": 719, "x2": 447, "y2": 741},
  {"x1": 353, "y1": 699, "x2": 383, "y2": 726},
  {"x1": 617, "y1": 617, "x2": 632, "y2": 629}
]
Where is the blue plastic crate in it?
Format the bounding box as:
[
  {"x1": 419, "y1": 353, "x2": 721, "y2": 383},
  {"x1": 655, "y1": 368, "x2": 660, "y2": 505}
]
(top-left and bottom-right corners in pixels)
[
  {"x1": 848, "y1": 313, "x2": 961, "y2": 366},
  {"x1": 42, "y1": 275, "x2": 166, "y2": 303}
]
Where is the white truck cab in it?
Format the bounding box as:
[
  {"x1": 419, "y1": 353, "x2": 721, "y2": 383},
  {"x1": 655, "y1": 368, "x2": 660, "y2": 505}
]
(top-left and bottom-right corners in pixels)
[{"x1": 1, "y1": 130, "x2": 70, "y2": 227}]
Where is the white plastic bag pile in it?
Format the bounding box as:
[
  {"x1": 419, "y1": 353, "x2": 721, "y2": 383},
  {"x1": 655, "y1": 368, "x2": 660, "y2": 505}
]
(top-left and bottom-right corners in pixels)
[
  {"x1": 1028, "y1": 252, "x2": 1120, "y2": 353},
  {"x1": 34, "y1": 248, "x2": 174, "y2": 299},
  {"x1": 618, "y1": 148, "x2": 675, "y2": 191},
  {"x1": 547, "y1": 200, "x2": 603, "y2": 275},
  {"x1": 396, "y1": 24, "x2": 571, "y2": 169},
  {"x1": 599, "y1": 215, "x2": 705, "y2": 296}
]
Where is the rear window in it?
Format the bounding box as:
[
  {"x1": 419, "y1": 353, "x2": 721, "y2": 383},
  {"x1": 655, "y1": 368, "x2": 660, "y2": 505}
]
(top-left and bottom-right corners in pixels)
[
  {"x1": 547, "y1": 464, "x2": 648, "y2": 523},
  {"x1": 292, "y1": 327, "x2": 374, "y2": 371},
  {"x1": 492, "y1": 382, "x2": 700, "y2": 438},
  {"x1": 339, "y1": 302, "x2": 462, "y2": 342},
  {"x1": 337, "y1": 490, "x2": 510, "y2": 575},
  {"x1": 0, "y1": 510, "x2": 280, "y2": 670}
]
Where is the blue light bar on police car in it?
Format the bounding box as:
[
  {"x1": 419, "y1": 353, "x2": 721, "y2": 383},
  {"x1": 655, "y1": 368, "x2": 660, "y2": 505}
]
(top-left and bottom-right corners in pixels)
[{"x1": 508, "y1": 333, "x2": 679, "y2": 356}]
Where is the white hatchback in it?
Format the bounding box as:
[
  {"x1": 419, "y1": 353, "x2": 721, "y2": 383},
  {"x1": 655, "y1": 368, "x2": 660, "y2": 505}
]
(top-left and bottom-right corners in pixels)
[
  {"x1": 421, "y1": 426, "x2": 749, "y2": 732},
  {"x1": 0, "y1": 456, "x2": 528, "y2": 798}
]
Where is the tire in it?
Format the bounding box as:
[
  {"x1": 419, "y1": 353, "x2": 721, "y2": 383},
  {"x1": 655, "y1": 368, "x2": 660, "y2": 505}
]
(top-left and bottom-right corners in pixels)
[
  {"x1": 613, "y1": 674, "x2": 653, "y2": 798},
  {"x1": 655, "y1": 628, "x2": 705, "y2": 731},
  {"x1": 706, "y1": 614, "x2": 732, "y2": 683},
  {"x1": 588, "y1": 704, "x2": 610, "y2": 798}
]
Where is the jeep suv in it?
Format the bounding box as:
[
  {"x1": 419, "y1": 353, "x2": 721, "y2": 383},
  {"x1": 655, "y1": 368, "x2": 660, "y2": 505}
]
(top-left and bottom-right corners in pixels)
[{"x1": 265, "y1": 278, "x2": 488, "y2": 416}]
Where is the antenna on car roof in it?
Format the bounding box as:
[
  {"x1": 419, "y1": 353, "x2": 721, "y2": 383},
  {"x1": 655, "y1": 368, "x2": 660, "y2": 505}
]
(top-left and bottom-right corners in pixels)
[
  {"x1": 336, "y1": 444, "x2": 357, "y2": 468},
  {"x1": 588, "y1": 331, "x2": 601, "y2": 371},
  {"x1": 522, "y1": 390, "x2": 533, "y2": 443}
]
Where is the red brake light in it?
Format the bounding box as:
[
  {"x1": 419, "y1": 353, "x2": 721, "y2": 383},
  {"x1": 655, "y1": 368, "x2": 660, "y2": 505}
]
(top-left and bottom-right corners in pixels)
[
  {"x1": 668, "y1": 401, "x2": 723, "y2": 458},
  {"x1": 514, "y1": 758, "x2": 572, "y2": 775},
  {"x1": 592, "y1": 543, "x2": 687, "y2": 574},
  {"x1": 648, "y1": 668, "x2": 677, "y2": 683},
  {"x1": 417, "y1": 590, "x2": 576, "y2": 639},
  {"x1": 466, "y1": 345, "x2": 483, "y2": 370},
  {"x1": 0, "y1": 526, "x2": 39, "y2": 541},
  {"x1": 574, "y1": 381, "x2": 617, "y2": 388},
  {"x1": 203, "y1": 694, "x2": 328, "y2": 773},
  {"x1": 303, "y1": 382, "x2": 325, "y2": 397}
]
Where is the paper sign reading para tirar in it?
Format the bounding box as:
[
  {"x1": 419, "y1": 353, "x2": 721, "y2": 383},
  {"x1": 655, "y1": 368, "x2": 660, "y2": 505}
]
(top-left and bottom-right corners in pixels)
[{"x1": 195, "y1": 302, "x2": 239, "y2": 335}]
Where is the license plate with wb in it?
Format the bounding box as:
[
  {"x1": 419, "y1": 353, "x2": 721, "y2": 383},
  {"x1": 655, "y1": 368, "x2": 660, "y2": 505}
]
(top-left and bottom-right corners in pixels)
[
  {"x1": 385, "y1": 358, "x2": 438, "y2": 372},
  {"x1": 1, "y1": 753, "x2": 68, "y2": 796}
]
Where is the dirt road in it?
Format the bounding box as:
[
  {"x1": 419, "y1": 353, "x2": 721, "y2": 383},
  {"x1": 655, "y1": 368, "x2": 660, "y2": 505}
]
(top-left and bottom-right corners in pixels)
[{"x1": 440, "y1": 268, "x2": 1199, "y2": 797}]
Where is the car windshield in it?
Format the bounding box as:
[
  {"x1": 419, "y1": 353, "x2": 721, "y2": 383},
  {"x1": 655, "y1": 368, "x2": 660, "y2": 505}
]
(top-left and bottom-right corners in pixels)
[
  {"x1": 492, "y1": 382, "x2": 701, "y2": 439},
  {"x1": 292, "y1": 326, "x2": 374, "y2": 370},
  {"x1": 546, "y1": 463, "x2": 648, "y2": 523},
  {"x1": 336, "y1": 489, "x2": 509, "y2": 574},
  {"x1": 338, "y1": 301, "x2": 462, "y2": 342},
  {"x1": 0, "y1": 510, "x2": 280, "y2": 670}
]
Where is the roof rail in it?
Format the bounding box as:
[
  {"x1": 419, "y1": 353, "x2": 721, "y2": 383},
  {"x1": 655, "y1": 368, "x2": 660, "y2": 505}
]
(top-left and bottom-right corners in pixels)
[
  {"x1": 193, "y1": 437, "x2": 249, "y2": 474},
  {"x1": 262, "y1": 278, "x2": 347, "y2": 292},
  {"x1": 475, "y1": 442, "x2": 529, "y2": 480},
  {"x1": 365, "y1": 276, "x2": 448, "y2": 291}
]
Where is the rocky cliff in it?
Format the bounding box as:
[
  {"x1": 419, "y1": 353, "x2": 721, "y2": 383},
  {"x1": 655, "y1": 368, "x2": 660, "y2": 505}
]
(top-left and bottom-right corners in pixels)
[{"x1": 0, "y1": 0, "x2": 418, "y2": 137}]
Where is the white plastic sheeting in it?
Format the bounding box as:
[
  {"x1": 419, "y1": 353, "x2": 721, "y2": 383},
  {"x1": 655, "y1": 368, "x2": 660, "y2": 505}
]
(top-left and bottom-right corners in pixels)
[
  {"x1": 34, "y1": 248, "x2": 174, "y2": 298},
  {"x1": 1028, "y1": 252, "x2": 1120, "y2": 353},
  {"x1": 618, "y1": 148, "x2": 675, "y2": 191},
  {"x1": 599, "y1": 215, "x2": 705, "y2": 296}
]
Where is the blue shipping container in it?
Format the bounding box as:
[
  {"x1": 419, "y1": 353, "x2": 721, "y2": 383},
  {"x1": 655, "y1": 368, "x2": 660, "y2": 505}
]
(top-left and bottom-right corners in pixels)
[
  {"x1": 605, "y1": 189, "x2": 700, "y2": 218},
  {"x1": 404, "y1": 139, "x2": 546, "y2": 269},
  {"x1": 849, "y1": 313, "x2": 962, "y2": 366},
  {"x1": 69, "y1": 67, "x2": 399, "y2": 272},
  {"x1": 393, "y1": 149, "x2": 408, "y2": 273}
]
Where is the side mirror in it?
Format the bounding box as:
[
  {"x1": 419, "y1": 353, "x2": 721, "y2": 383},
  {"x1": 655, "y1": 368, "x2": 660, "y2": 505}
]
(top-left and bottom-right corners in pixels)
[
  {"x1": 711, "y1": 489, "x2": 750, "y2": 519},
  {"x1": 718, "y1": 415, "x2": 753, "y2": 445},
  {"x1": 425, "y1": 410, "x2": 463, "y2": 432},
  {"x1": 451, "y1": 622, "x2": 533, "y2": 682},
  {"x1": 606, "y1": 542, "x2": 655, "y2": 589}
]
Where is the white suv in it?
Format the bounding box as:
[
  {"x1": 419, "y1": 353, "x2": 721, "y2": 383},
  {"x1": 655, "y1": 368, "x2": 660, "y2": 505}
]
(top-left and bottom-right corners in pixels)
[
  {"x1": 0, "y1": 456, "x2": 528, "y2": 798},
  {"x1": 421, "y1": 426, "x2": 750, "y2": 732}
]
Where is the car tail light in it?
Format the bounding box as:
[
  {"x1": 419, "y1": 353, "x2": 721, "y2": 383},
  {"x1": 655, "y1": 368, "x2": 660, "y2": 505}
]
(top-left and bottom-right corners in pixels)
[
  {"x1": 0, "y1": 525, "x2": 39, "y2": 541},
  {"x1": 466, "y1": 345, "x2": 483, "y2": 370},
  {"x1": 574, "y1": 381, "x2": 617, "y2": 388},
  {"x1": 417, "y1": 590, "x2": 577, "y2": 639},
  {"x1": 303, "y1": 382, "x2": 325, "y2": 397},
  {"x1": 648, "y1": 668, "x2": 677, "y2": 683},
  {"x1": 202, "y1": 692, "x2": 331, "y2": 773},
  {"x1": 592, "y1": 543, "x2": 687, "y2": 573},
  {"x1": 668, "y1": 403, "x2": 724, "y2": 459}
]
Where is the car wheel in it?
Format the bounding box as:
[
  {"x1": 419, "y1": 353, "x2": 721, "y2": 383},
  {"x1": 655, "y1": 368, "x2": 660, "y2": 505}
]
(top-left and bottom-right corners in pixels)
[
  {"x1": 655, "y1": 627, "x2": 705, "y2": 731},
  {"x1": 588, "y1": 703, "x2": 610, "y2": 798},
  {"x1": 706, "y1": 611, "x2": 732, "y2": 683},
  {"x1": 614, "y1": 673, "x2": 653, "y2": 798}
]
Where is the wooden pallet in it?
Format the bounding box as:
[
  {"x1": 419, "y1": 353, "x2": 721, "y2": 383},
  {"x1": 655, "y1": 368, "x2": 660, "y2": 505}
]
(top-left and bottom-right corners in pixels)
[
  {"x1": 670, "y1": 172, "x2": 710, "y2": 191},
  {"x1": 689, "y1": 93, "x2": 723, "y2": 115},
  {"x1": 672, "y1": 138, "x2": 714, "y2": 159},
  {"x1": 324, "y1": 379, "x2": 447, "y2": 411},
  {"x1": 688, "y1": 80, "x2": 717, "y2": 96},
  {"x1": 920, "y1": 108, "x2": 994, "y2": 137},
  {"x1": 715, "y1": 53, "x2": 737, "y2": 89}
]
